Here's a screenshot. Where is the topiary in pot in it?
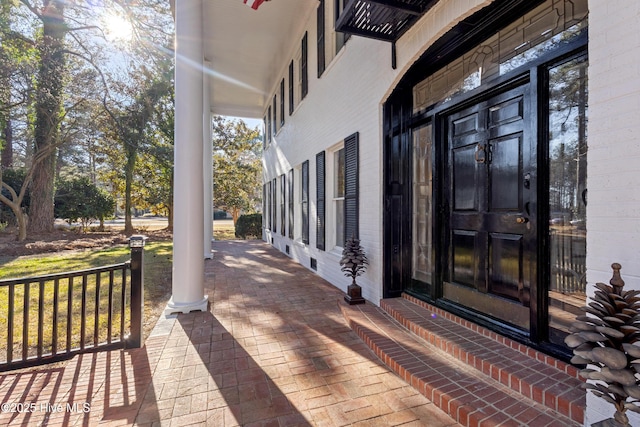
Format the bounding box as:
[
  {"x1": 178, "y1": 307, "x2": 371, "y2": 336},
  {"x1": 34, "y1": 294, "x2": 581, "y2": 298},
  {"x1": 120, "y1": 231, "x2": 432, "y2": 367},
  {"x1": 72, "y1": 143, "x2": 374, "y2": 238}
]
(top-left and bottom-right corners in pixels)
[
  {"x1": 565, "y1": 263, "x2": 640, "y2": 427},
  {"x1": 340, "y1": 234, "x2": 368, "y2": 305}
]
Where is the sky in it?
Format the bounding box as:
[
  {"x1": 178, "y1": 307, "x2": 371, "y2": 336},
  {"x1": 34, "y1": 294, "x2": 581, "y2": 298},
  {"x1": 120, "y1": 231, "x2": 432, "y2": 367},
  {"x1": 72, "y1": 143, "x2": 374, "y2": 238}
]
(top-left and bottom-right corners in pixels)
[{"x1": 232, "y1": 117, "x2": 263, "y2": 132}]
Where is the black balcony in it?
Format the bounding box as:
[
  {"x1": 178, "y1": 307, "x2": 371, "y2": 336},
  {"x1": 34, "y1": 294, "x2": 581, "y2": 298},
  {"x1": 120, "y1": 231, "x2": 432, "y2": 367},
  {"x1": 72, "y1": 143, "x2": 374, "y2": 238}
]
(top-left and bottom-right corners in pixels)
[{"x1": 335, "y1": 0, "x2": 439, "y2": 42}]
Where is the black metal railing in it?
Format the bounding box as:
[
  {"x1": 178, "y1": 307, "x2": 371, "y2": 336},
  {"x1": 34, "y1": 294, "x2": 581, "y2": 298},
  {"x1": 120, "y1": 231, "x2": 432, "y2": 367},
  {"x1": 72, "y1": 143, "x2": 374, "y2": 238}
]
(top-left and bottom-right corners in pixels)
[
  {"x1": 0, "y1": 236, "x2": 146, "y2": 371},
  {"x1": 550, "y1": 229, "x2": 586, "y2": 294}
]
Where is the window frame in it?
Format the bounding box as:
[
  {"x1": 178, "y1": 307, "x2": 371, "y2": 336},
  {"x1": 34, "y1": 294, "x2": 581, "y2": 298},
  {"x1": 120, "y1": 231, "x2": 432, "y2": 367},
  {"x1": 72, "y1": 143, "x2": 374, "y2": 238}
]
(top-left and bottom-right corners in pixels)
[
  {"x1": 334, "y1": 0, "x2": 350, "y2": 54},
  {"x1": 317, "y1": 0, "x2": 326, "y2": 78},
  {"x1": 301, "y1": 160, "x2": 310, "y2": 244},
  {"x1": 267, "y1": 107, "x2": 272, "y2": 145},
  {"x1": 316, "y1": 151, "x2": 326, "y2": 250},
  {"x1": 330, "y1": 145, "x2": 345, "y2": 250},
  {"x1": 280, "y1": 174, "x2": 286, "y2": 236}
]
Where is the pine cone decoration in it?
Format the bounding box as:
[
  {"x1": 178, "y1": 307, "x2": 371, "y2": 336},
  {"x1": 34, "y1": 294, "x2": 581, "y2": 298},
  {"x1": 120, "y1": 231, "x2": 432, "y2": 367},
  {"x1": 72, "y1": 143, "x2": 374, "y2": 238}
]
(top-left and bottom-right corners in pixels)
[{"x1": 565, "y1": 263, "x2": 640, "y2": 425}]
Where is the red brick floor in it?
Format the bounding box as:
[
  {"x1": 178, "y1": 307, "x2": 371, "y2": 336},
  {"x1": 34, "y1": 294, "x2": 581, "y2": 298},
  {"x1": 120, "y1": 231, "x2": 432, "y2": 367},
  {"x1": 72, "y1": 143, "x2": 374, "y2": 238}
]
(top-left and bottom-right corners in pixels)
[{"x1": 0, "y1": 240, "x2": 459, "y2": 426}]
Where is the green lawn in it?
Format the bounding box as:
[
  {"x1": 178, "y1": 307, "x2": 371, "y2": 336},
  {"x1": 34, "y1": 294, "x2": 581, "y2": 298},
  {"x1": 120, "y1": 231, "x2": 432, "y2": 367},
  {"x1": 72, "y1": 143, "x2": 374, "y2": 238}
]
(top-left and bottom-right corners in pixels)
[
  {"x1": 0, "y1": 221, "x2": 252, "y2": 364},
  {"x1": 213, "y1": 220, "x2": 237, "y2": 240},
  {"x1": 0, "y1": 242, "x2": 173, "y2": 361}
]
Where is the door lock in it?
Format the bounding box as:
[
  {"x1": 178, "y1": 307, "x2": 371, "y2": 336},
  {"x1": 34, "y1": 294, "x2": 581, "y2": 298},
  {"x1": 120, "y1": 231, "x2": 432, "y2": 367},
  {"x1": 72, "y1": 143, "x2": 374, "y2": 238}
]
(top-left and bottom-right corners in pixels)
[
  {"x1": 474, "y1": 144, "x2": 486, "y2": 164},
  {"x1": 516, "y1": 216, "x2": 529, "y2": 224}
]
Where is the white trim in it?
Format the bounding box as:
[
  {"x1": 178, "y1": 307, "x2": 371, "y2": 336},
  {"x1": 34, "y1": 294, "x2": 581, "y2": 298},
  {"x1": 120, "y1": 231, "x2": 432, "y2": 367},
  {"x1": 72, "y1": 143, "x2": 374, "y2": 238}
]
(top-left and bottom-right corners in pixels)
[{"x1": 328, "y1": 143, "x2": 345, "y2": 251}]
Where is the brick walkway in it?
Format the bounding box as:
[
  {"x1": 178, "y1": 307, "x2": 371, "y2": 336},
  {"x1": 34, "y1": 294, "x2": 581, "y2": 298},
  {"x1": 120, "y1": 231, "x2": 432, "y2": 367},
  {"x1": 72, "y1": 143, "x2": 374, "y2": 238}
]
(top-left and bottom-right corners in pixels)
[{"x1": 0, "y1": 240, "x2": 459, "y2": 426}]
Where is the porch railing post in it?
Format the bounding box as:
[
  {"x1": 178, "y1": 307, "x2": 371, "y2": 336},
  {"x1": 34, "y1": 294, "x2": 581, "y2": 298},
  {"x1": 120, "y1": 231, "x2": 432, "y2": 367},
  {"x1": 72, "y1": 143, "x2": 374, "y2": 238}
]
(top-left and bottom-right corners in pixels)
[{"x1": 128, "y1": 235, "x2": 147, "y2": 348}]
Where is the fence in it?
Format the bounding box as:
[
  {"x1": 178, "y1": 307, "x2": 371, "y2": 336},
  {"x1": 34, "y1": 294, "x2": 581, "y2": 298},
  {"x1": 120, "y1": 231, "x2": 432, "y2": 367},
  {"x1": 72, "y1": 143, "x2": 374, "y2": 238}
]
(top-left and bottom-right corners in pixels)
[
  {"x1": 550, "y1": 228, "x2": 586, "y2": 294},
  {"x1": 0, "y1": 236, "x2": 145, "y2": 371}
]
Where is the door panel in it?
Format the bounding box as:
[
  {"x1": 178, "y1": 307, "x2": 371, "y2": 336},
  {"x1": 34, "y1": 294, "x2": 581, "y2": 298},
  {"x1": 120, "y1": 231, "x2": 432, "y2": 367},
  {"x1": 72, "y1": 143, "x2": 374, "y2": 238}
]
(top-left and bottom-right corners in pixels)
[
  {"x1": 489, "y1": 232, "x2": 523, "y2": 301},
  {"x1": 452, "y1": 230, "x2": 480, "y2": 288},
  {"x1": 489, "y1": 135, "x2": 522, "y2": 211},
  {"x1": 445, "y1": 84, "x2": 533, "y2": 330},
  {"x1": 453, "y1": 144, "x2": 480, "y2": 211}
]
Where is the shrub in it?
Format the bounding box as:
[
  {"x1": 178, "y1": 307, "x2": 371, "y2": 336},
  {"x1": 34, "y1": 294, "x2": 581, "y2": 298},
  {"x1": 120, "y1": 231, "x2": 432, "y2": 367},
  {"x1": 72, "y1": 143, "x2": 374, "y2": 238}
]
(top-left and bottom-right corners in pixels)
[
  {"x1": 54, "y1": 177, "x2": 115, "y2": 232},
  {"x1": 235, "y1": 213, "x2": 262, "y2": 239},
  {"x1": 213, "y1": 210, "x2": 229, "y2": 220}
]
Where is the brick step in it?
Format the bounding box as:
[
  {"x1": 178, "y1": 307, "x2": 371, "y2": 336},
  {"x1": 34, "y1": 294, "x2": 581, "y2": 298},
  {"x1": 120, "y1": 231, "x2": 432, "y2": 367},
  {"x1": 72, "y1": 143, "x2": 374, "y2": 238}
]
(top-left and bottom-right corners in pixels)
[
  {"x1": 382, "y1": 294, "x2": 585, "y2": 425},
  {"x1": 339, "y1": 297, "x2": 584, "y2": 427}
]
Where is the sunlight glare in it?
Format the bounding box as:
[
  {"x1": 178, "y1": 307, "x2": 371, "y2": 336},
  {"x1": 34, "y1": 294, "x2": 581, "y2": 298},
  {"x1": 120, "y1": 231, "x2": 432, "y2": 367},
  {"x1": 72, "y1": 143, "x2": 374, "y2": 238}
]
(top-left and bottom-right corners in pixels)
[{"x1": 103, "y1": 10, "x2": 134, "y2": 42}]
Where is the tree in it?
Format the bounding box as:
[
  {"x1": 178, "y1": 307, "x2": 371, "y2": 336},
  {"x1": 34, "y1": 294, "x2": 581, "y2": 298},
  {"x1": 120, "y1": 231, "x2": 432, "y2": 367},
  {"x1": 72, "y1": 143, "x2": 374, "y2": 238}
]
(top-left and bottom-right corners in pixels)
[
  {"x1": 54, "y1": 177, "x2": 114, "y2": 232},
  {"x1": 27, "y1": 0, "x2": 67, "y2": 234},
  {"x1": 1, "y1": 0, "x2": 174, "y2": 240},
  {"x1": 0, "y1": 0, "x2": 38, "y2": 240},
  {"x1": 212, "y1": 116, "x2": 262, "y2": 224},
  {"x1": 103, "y1": 64, "x2": 172, "y2": 234},
  {"x1": 134, "y1": 103, "x2": 174, "y2": 229}
]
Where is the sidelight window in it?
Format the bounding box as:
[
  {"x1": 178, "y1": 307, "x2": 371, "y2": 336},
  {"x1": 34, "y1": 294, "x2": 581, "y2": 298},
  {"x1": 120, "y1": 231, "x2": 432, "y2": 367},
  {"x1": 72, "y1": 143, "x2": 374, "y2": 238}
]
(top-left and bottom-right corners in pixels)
[
  {"x1": 547, "y1": 54, "x2": 588, "y2": 347},
  {"x1": 411, "y1": 124, "x2": 433, "y2": 292}
]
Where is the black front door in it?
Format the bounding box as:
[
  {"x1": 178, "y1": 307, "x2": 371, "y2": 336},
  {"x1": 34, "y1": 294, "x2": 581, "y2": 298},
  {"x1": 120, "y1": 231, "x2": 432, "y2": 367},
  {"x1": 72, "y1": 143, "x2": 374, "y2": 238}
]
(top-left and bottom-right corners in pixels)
[{"x1": 443, "y1": 84, "x2": 535, "y2": 330}]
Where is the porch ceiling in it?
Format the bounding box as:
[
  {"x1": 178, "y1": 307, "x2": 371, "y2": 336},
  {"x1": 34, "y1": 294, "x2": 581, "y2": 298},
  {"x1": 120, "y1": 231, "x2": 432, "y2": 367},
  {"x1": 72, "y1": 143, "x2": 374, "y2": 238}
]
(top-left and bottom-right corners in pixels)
[{"x1": 203, "y1": 0, "x2": 318, "y2": 119}]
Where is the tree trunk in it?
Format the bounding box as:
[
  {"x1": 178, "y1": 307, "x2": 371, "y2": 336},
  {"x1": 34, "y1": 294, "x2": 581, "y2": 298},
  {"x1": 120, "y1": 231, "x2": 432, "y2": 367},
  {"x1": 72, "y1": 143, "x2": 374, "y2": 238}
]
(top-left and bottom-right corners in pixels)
[
  {"x1": 0, "y1": 13, "x2": 11, "y2": 170},
  {"x1": 1, "y1": 118, "x2": 11, "y2": 169},
  {"x1": 16, "y1": 207, "x2": 27, "y2": 241},
  {"x1": 166, "y1": 173, "x2": 173, "y2": 231},
  {"x1": 124, "y1": 146, "x2": 136, "y2": 235},
  {"x1": 0, "y1": 182, "x2": 27, "y2": 241},
  {"x1": 166, "y1": 204, "x2": 173, "y2": 231},
  {"x1": 232, "y1": 207, "x2": 240, "y2": 225},
  {"x1": 28, "y1": 0, "x2": 66, "y2": 235}
]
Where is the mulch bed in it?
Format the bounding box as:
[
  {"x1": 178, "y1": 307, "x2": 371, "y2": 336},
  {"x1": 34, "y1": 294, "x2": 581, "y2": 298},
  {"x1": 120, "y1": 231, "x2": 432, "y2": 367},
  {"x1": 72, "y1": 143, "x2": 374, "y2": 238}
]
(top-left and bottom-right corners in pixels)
[{"x1": 0, "y1": 227, "x2": 172, "y2": 257}]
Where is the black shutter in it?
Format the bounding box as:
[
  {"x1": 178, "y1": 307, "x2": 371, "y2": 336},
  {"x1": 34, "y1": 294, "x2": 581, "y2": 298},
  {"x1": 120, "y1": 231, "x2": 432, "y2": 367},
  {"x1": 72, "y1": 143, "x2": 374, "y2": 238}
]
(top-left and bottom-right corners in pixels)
[
  {"x1": 280, "y1": 174, "x2": 285, "y2": 236},
  {"x1": 301, "y1": 32, "x2": 308, "y2": 99},
  {"x1": 316, "y1": 151, "x2": 326, "y2": 250},
  {"x1": 301, "y1": 160, "x2": 309, "y2": 244},
  {"x1": 273, "y1": 95, "x2": 277, "y2": 134},
  {"x1": 280, "y1": 79, "x2": 285, "y2": 126},
  {"x1": 266, "y1": 181, "x2": 271, "y2": 230},
  {"x1": 288, "y1": 169, "x2": 294, "y2": 239},
  {"x1": 289, "y1": 61, "x2": 294, "y2": 115},
  {"x1": 272, "y1": 178, "x2": 277, "y2": 234},
  {"x1": 344, "y1": 132, "x2": 359, "y2": 242},
  {"x1": 267, "y1": 107, "x2": 272, "y2": 144},
  {"x1": 317, "y1": 0, "x2": 325, "y2": 78},
  {"x1": 263, "y1": 183, "x2": 267, "y2": 231}
]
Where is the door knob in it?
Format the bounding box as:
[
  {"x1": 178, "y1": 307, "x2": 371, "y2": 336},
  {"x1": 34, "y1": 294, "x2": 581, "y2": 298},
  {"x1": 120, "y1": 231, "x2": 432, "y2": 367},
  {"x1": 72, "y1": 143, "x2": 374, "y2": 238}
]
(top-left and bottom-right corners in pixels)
[{"x1": 516, "y1": 217, "x2": 529, "y2": 224}]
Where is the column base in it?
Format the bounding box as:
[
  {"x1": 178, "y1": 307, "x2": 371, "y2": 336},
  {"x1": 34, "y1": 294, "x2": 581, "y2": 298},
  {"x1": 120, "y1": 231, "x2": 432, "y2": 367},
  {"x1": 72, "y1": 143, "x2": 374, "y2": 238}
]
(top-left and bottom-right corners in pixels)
[{"x1": 164, "y1": 295, "x2": 209, "y2": 315}]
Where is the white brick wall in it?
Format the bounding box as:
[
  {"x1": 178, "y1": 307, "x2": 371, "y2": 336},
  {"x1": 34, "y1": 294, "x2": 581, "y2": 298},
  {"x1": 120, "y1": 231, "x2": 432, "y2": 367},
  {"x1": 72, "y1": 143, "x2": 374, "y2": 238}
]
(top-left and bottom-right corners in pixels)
[
  {"x1": 261, "y1": 0, "x2": 492, "y2": 306},
  {"x1": 585, "y1": 1, "x2": 640, "y2": 425},
  {"x1": 263, "y1": 1, "x2": 640, "y2": 423}
]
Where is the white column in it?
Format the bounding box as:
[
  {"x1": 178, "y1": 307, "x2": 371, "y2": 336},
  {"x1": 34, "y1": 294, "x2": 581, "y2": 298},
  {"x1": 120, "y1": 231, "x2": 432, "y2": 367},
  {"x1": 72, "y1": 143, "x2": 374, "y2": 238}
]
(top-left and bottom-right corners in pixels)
[
  {"x1": 166, "y1": 0, "x2": 208, "y2": 314},
  {"x1": 203, "y1": 66, "x2": 213, "y2": 258}
]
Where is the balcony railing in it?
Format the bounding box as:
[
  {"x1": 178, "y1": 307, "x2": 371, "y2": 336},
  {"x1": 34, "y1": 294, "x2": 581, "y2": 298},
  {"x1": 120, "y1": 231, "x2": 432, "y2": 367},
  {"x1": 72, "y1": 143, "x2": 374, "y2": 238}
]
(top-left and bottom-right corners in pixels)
[{"x1": 0, "y1": 236, "x2": 145, "y2": 371}]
